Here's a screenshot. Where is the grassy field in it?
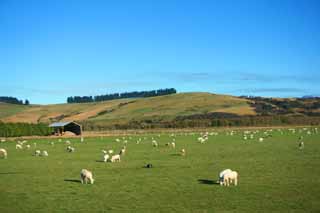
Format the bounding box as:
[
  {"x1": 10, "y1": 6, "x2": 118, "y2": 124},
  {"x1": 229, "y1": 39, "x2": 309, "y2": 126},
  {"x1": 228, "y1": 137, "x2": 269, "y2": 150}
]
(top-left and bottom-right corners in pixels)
[
  {"x1": 0, "y1": 103, "x2": 29, "y2": 119},
  {"x1": 0, "y1": 128, "x2": 319, "y2": 212}
]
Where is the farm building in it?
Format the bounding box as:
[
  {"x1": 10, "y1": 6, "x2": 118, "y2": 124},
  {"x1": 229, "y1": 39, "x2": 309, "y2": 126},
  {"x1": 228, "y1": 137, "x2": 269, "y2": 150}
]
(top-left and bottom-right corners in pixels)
[{"x1": 49, "y1": 121, "x2": 82, "y2": 136}]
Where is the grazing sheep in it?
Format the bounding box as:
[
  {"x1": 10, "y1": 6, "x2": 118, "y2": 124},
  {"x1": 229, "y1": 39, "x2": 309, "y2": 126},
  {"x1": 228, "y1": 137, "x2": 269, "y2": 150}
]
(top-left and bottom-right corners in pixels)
[
  {"x1": 50, "y1": 142, "x2": 55, "y2": 146},
  {"x1": 0, "y1": 148, "x2": 7, "y2": 159},
  {"x1": 42, "y1": 150, "x2": 48, "y2": 157},
  {"x1": 111, "y1": 154, "x2": 121, "y2": 162},
  {"x1": 16, "y1": 144, "x2": 23, "y2": 149},
  {"x1": 67, "y1": 146, "x2": 75, "y2": 152},
  {"x1": 80, "y1": 169, "x2": 94, "y2": 184},
  {"x1": 152, "y1": 140, "x2": 158, "y2": 147},
  {"x1": 65, "y1": 140, "x2": 71, "y2": 145},
  {"x1": 171, "y1": 142, "x2": 176, "y2": 149},
  {"x1": 26, "y1": 144, "x2": 31, "y2": 149},
  {"x1": 259, "y1": 137, "x2": 264, "y2": 142},
  {"x1": 80, "y1": 137, "x2": 84, "y2": 142},
  {"x1": 0, "y1": 139, "x2": 6, "y2": 143},
  {"x1": 299, "y1": 141, "x2": 304, "y2": 150},
  {"x1": 223, "y1": 171, "x2": 238, "y2": 186},
  {"x1": 181, "y1": 148, "x2": 186, "y2": 156},
  {"x1": 34, "y1": 150, "x2": 41, "y2": 156},
  {"x1": 102, "y1": 150, "x2": 107, "y2": 154},
  {"x1": 108, "y1": 149, "x2": 114, "y2": 154},
  {"x1": 145, "y1": 163, "x2": 153, "y2": 168},
  {"x1": 219, "y1": 169, "x2": 232, "y2": 185},
  {"x1": 103, "y1": 154, "x2": 110, "y2": 162},
  {"x1": 198, "y1": 137, "x2": 205, "y2": 143}
]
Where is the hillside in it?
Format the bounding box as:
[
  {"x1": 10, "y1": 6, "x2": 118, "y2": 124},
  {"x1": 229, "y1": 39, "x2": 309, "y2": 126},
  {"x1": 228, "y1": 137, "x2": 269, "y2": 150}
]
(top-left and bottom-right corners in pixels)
[
  {"x1": 0, "y1": 93, "x2": 255, "y2": 124},
  {"x1": 1, "y1": 92, "x2": 319, "y2": 129}
]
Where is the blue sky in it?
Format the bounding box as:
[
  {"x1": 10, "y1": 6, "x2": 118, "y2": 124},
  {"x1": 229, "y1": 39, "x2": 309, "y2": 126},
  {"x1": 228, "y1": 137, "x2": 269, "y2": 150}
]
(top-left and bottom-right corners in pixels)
[{"x1": 1, "y1": 0, "x2": 319, "y2": 104}]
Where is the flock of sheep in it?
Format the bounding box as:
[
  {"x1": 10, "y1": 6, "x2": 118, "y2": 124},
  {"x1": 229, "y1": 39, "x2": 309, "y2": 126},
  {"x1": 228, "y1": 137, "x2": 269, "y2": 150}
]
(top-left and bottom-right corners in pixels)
[{"x1": 0, "y1": 127, "x2": 317, "y2": 186}]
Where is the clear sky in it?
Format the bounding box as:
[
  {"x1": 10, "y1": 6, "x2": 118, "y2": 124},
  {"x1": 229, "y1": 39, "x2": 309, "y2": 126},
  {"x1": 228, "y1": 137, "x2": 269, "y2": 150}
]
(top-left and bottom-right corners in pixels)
[{"x1": 1, "y1": 0, "x2": 319, "y2": 104}]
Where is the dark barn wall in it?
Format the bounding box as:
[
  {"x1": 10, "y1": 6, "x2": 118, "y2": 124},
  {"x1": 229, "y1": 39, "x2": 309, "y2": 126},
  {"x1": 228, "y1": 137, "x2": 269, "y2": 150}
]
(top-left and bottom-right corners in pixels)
[{"x1": 64, "y1": 123, "x2": 82, "y2": 135}]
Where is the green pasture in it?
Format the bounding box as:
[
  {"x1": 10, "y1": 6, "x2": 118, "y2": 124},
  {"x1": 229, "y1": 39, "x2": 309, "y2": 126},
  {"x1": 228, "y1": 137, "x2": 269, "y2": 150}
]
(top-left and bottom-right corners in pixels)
[{"x1": 0, "y1": 128, "x2": 319, "y2": 212}]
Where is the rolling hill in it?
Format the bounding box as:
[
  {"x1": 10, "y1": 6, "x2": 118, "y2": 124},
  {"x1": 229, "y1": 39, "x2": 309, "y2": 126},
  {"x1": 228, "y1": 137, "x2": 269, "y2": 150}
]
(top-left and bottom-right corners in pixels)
[
  {"x1": 0, "y1": 93, "x2": 255, "y2": 124},
  {"x1": 1, "y1": 92, "x2": 319, "y2": 129}
]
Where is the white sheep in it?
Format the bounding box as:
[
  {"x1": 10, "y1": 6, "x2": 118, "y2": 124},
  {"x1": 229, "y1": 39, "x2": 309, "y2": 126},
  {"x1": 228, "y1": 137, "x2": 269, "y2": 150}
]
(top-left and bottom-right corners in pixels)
[
  {"x1": 65, "y1": 140, "x2": 71, "y2": 145},
  {"x1": 103, "y1": 154, "x2": 110, "y2": 162},
  {"x1": 80, "y1": 169, "x2": 94, "y2": 184},
  {"x1": 219, "y1": 169, "x2": 232, "y2": 185},
  {"x1": 152, "y1": 140, "x2": 158, "y2": 147},
  {"x1": 102, "y1": 150, "x2": 107, "y2": 154},
  {"x1": 34, "y1": 150, "x2": 41, "y2": 156},
  {"x1": 0, "y1": 148, "x2": 7, "y2": 159},
  {"x1": 16, "y1": 144, "x2": 23, "y2": 149},
  {"x1": 171, "y1": 142, "x2": 176, "y2": 149},
  {"x1": 26, "y1": 144, "x2": 31, "y2": 149},
  {"x1": 181, "y1": 148, "x2": 186, "y2": 156},
  {"x1": 108, "y1": 149, "x2": 114, "y2": 154},
  {"x1": 198, "y1": 137, "x2": 205, "y2": 144},
  {"x1": 67, "y1": 146, "x2": 75, "y2": 152},
  {"x1": 42, "y1": 150, "x2": 48, "y2": 157},
  {"x1": 111, "y1": 154, "x2": 121, "y2": 162},
  {"x1": 223, "y1": 170, "x2": 238, "y2": 186},
  {"x1": 259, "y1": 137, "x2": 264, "y2": 142},
  {"x1": 299, "y1": 141, "x2": 304, "y2": 150}
]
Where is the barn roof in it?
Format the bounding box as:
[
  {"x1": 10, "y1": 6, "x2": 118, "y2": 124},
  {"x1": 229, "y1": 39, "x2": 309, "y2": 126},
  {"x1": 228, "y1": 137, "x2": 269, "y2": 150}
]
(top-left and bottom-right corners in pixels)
[{"x1": 49, "y1": 121, "x2": 74, "y2": 127}]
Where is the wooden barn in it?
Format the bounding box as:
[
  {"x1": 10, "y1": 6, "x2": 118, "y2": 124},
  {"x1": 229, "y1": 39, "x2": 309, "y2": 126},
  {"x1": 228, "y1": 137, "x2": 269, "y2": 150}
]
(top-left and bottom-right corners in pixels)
[{"x1": 49, "y1": 121, "x2": 82, "y2": 136}]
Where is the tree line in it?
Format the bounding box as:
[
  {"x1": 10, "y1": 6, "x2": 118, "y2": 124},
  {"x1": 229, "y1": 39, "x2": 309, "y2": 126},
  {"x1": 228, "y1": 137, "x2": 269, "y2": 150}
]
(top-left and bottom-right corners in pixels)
[
  {"x1": 0, "y1": 122, "x2": 52, "y2": 137},
  {"x1": 67, "y1": 88, "x2": 177, "y2": 103},
  {"x1": 0, "y1": 96, "x2": 30, "y2": 105}
]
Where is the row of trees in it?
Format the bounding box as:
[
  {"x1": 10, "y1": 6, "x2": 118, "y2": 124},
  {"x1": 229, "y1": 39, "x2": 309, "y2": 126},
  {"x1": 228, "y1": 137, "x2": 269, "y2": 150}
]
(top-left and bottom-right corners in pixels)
[
  {"x1": 0, "y1": 96, "x2": 30, "y2": 105},
  {"x1": 67, "y1": 88, "x2": 177, "y2": 103},
  {"x1": 0, "y1": 122, "x2": 52, "y2": 137}
]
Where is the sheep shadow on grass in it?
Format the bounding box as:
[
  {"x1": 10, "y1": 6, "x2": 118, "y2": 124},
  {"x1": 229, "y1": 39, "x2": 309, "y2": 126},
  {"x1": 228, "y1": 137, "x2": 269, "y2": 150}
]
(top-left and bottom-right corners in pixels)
[
  {"x1": 64, "y1": 179, "x2": 82, "y2": 183},
  {"x1": 198, "y1": 179, "x2": 220, "y2": 185},
  {"x1": 170, "y1": 153, "x2": 182, "y2": 157},
  {"x1": 0, "y1": 172, "x2": 23, "y2": 175}
]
